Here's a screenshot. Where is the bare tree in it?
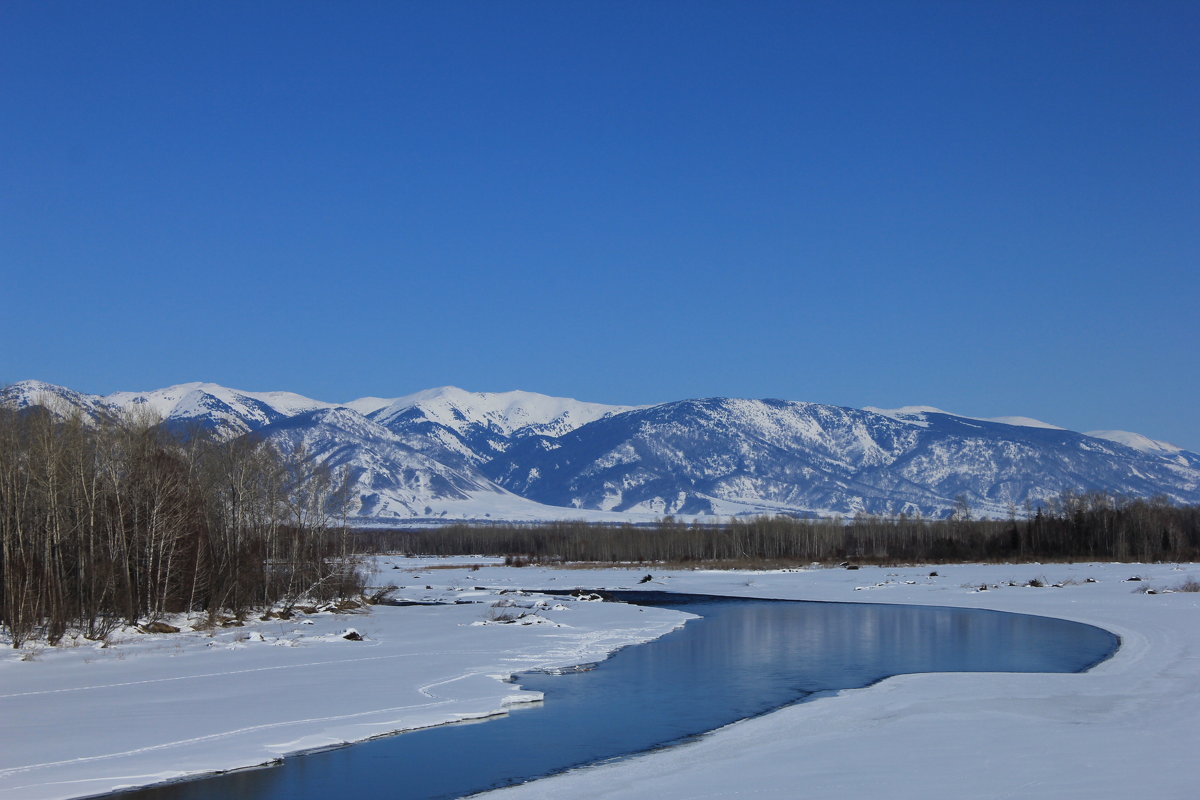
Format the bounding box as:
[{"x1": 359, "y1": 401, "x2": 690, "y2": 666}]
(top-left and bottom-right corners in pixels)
[{"x1": 0, "y1": 398, "x2": 364, "y2": 647}]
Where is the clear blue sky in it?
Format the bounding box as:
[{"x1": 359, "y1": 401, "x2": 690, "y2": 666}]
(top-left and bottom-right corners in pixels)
[{"x1": 2, "y1": 1, "x2": 1197, "y2": 448}]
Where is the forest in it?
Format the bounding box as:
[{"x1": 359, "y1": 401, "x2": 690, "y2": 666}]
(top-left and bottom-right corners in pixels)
[
  {"x1": 0, "y1": 404, "x2": 362, "y2": 648},
  {"x1": 361, "y1": 496, "x2": 1200, "y2": 567}
]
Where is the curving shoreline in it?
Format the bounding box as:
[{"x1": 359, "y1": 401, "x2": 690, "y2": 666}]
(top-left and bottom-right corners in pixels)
[
  {"x1": 3, "y1": 558, "x2": 1193, "y2": 800},
  {"x1": 114, "y1": 589, "x2": 1114, "y2": 800}
]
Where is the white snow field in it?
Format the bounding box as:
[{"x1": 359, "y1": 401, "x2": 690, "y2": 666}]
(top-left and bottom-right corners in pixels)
[
  {"x1": 490, "y1": 561, "x2": 1200, "y2": 800},
  {"x1": 0, "y1": 557, "x2": 691, "y2": 800},
  {"x1": 2, "y1": 558, "x2": 1198, "y2": 800}
]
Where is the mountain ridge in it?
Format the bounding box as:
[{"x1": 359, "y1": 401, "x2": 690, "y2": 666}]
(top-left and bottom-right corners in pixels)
[{"x1": 4, "y1": 379, "x2": 1197, "y2": 524}]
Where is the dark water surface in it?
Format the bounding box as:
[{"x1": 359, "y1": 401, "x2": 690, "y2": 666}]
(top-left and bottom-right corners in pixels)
[{"x1": 118, "y1": 592, "x2": 1117, "y2": 800}]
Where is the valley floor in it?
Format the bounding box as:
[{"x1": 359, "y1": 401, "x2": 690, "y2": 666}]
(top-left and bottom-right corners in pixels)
[{"x1": 1, "y1": 558, "x2": 1198, "y2": 800}]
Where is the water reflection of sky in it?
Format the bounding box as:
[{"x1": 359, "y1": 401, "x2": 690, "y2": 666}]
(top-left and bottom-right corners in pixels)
[{"x1": 120, "y1": 595, "x2": 1116, "y2": 800}]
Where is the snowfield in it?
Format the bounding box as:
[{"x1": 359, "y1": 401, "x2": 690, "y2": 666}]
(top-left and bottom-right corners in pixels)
[
  {"x1": 1, "y1": 558, "x2": 1198, "y2": 800},
  {"x1": 0, "y1": 558, "x2": 691, "y2": 800},
  {"x1": 490, "y1": 561, "x2": 1200, "y2": 800}
]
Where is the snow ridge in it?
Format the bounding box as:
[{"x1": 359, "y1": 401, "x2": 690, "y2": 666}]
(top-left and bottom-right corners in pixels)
[
  {"x1": 369, "y1": 385, "x2": 641, "y2": 438},
  {"x1": 1085, "y1": 430, "x2": 1183, "y2": 455}
]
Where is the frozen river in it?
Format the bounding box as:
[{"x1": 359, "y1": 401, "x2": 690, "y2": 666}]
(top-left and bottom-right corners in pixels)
[{"x1": 116, "y1": 592, "x2": 1117, "y2": 800}]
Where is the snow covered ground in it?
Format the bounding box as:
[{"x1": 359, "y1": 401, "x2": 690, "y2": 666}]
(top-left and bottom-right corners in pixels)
[
  {"x1": 2, "y1": 558, "x2": 1198, "y2": 800},
  {"x1": 491, "y1": 561, "x2": 1200, "y2": 800},
  {"x1": 0, "y1": 557, "x2": 690, "y2": 800}
]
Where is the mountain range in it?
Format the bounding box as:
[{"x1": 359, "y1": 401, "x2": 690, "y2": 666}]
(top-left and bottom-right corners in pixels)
[{"x1": 4, "y1": 379, "x2": 1198, "y2": 524}]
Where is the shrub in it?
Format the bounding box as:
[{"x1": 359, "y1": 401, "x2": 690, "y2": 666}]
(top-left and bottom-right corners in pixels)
[{"x1": 486, "y1": 601, "x2": 525, "y2": 623}]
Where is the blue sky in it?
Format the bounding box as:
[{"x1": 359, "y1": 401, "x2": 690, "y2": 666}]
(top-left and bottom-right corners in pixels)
[{"x1": 2, "y1": 1, "x2": 1197, "y2": 448}]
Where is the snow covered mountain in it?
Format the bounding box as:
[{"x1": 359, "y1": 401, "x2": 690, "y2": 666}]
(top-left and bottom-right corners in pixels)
[
  {"x1": 364, "y1": 386, "x2": 641, "y2": 470},
  {"x1": 107, "y1": 382, "x2": 338, "y2": 439},
  {"x1": 0, "y1": 380, "x2": 336, "y2": 440},
  {"x1": 0, "y1": 379, "x2": 117, "y2": 424},
  {"x1": 252, "y1": 407, "x2": 510, "y2": 519},
  {"x1": 4, "y1": 379, "x2": 1198, "y2": 523},
  {"x1": 254, "y1": 406, "x2": 653, "y2": 523},
  {"x1": 485, "y1": 398, "x2": 1200, "y2": 519},
  {"x1": 1085, "y1": 429, "x2": 1198, "y2": 464}
]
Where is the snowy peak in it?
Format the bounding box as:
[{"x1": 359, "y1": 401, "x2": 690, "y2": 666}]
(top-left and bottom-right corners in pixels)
[
  {"x1": 1086, "y1": 430, "x2": 1185, "y2": 456},
  {"x1": 2, "y1": 380, "x2": 340, "y2": 441},
  {"x1": 0, "y1": 379, "x2": 117, "y2": 422},
  {"x1": 864, "y1": 405, "x2": 950, "y2": 425},
  {"x1": 106, "y1": 382, "x2": 336, "y2": 435},
  {"x1": 369, "y1": 385, "x2": 641, "y2": 438},
  {"x1": 865, "y1": 405, "x2": 1065, "y2": 431},
  {"x1": 981, "y1": 416, "x2": 1065, "y2": 430},
  {"x1": 339, "y1": 396, "x2": 398, "y2": 416}
]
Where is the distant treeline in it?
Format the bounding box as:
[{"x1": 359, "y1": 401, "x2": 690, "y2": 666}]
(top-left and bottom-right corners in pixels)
[
  {"x1": 0, "y1": 404, "x2": 362, "y2": 648},
  {"x1": 357, "y1": 496, "x2": 1200, "y2": 567}
]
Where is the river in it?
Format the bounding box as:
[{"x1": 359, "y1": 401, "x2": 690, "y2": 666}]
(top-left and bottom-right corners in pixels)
[{"x1": 116, "y1": 592, "x2": 1117, "y2": 800}]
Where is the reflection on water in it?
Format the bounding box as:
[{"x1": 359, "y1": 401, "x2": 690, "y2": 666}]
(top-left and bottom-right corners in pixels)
[{"x1": 120, "y1": 594, "x2": 1116, "y2": 800}]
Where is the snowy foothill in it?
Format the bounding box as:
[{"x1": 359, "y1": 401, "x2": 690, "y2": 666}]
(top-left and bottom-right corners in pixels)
[{"x1": 1, "y1": 558, "x2": 1199, "y2": 800}]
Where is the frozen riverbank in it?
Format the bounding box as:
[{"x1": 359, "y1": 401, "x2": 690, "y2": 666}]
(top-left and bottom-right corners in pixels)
[
  {"x1": 0, "y1": 557, "x2": 691, "y2": 800},
  {"x1": 2, "y1": 558, "x2": 1197, "y2": 799},
  {"x1": 489, "y1": 561, "x2": 1200, "y2": 800}
]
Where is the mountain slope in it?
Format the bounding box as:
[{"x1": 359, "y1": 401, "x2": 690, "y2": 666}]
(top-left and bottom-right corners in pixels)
[
  {"x1": 252, "y1": 407, "x2": 506, "y2": 519},
  {"x1": 486, "y1": 398, "x2": 931, "y2": 517},
  {"x1": 486, "y1": 399, "x2": 1200, "y2": 518},
  {"x1": 0, "y1": 380, "x2": 118, "y2": 423},
  {"x1": 366, "y1": 386, "x2": 641, "y2": 469},
  {"x1": 105, "y1": 383, "x2": 338, "y2": 440},
  {"x1": 252, "y1": 406, "x2": 668, "y2": 524},
  {"x1": 5, "y1": 379, "x2": 1198, "y2": 522}
]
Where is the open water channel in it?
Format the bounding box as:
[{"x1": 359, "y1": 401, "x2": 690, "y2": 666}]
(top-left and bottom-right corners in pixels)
[{"x1": 117, "y1": 592, "x2": 1118, "y2": 800}]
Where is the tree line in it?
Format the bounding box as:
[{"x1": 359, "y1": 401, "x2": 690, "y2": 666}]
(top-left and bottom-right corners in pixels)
[
  {"x1": 357, "y1": 494, "x2": 1200, "y2": 567},
  {"x1": 0, "y1": 403, "x2": 362, "y2": 648}
]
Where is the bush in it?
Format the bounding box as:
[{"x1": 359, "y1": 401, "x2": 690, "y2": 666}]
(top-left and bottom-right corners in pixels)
[{"x1": 486, "y1": 600, "x2": 525, "y2": 623}]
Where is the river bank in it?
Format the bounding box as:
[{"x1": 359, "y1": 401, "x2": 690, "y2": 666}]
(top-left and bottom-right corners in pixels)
[
  {"x1": 2, "y1": 558, "x2": 1197, "y2": 799},
  {"x1": 493, "y1": 560, "x2": 1200, "y2": 800}
]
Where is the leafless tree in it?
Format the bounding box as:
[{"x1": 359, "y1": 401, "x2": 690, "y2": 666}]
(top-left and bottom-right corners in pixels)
[{"x1": 0, "y1": 398, "x2": 363, "y2": 647}]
